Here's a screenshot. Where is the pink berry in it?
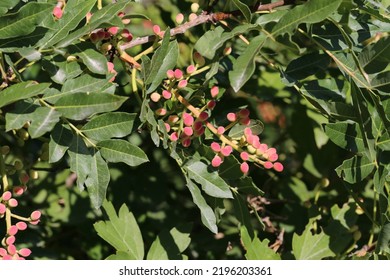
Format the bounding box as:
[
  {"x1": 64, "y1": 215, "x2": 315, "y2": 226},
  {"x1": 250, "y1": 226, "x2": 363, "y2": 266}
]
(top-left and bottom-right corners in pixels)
[
  {"x1": 181, "y1": 137, "x2": 191, "y2": 147},
  {"x1": 164, "y1": 122, "x2": 171, "y2": 132},
  {"x1": 153, "y1": 25, "x2": 161, "y2": 35},
  {"x1": 186, "y1": 65, "x2": 196, "y2": 74},
  {"x1": 13, "y1": 186, "x2": 27, "y2": 196},
  {"x1": 162, "y1": 90, "x2": 172, "y2": 99},
  {"x1": 207, "y1": 100, "x2": 216, "y2": 110},
  {"x1": 53, "y1": 6, "x2": 63, "y2": 19},
  {"x1": 7, "y1": 245, "x2": 16, "y2": 255},
  {"x1": 175, "y1": 13, "x2": 184, "y2": 24},
  {"x1": 2, "y1": 191, "x2": 12, "y2": 201},
  {"x1": 210, "y1": 86, "x2": 219, "y2": 98},
  {"x1": 170, "y1": 132, "x2": 179, "y2": 141},
  {"x1": 178, "y1": 80, "x2": 188, "y2": 89},
  {"x1": 221, "y1": 145, "x2": 233, "y2": 157},
  {"x1": 258, "y1": 143, "x2": 268, "y2": 153},
  {"x1": 194, "y1": 126, "x2": 205, "y2": 136},
  {"x1": 240, "y1": 152, "x2": 249, "y2": 161},
  {"x1": 266, "y1": 147, "x2": 277, "y2": 155},
  {"x1": 8, "y1": 225, "x2": 18, "y2": 236},
  {"x1": 273, "y1": 162, "x2": 284, "y2": 172},
  {"x1": 0, "y1": 203, "x2": 6, "y2": 215},
  {"x1": 2, "y1": 255, "x2": 13, "y2": 260},
  {"x1": 90, "y1": 32, "x2": 99, "y2": 43},
  {"x1": 198, "y1": 112, "x2": 209, "y2": 121},
  {"x1": 8, "y1": 198, "x2": 18, "y2": 208},
  {"x1": 240, "y1": 162, "x2": 249, "y2": 174},
  {"x1": 252, "y1": 136, "x2": 261, "y2": 149},
  {"x1": 211, "y1": 155, "x2": 223, "y2": 167},
  {"x1": 6, "y1": 236, "x2": 15, "y2": 245},
  {"x1": 183, "y1": 113, "x2": 194, "y2": 126},
  {"x1": 263, "y1": 161, "x2": 273, "y2": 169},
  {"x1": 30, "y1": 210, "x2": 41, "y2": 221},
  {"x1": 16, "y1": 222, "x2": 27, "y2": 231},
  {"x1": 121, "y1": 29, "x2": 133, "y2": 42},
  {"x1": 217, "y1": 126, "x2": 225, "y2": 135},
  {"x1": 174, "y1": 69, "x2": 183, "y2": 79},
  {"x1": 155, "y1": 108, "x2": 167, "y2": 116},
  {"x1": 269, "y1": 153, "x2": 279, "y2": 162},
  {"x1": 168, "y1": 115, "x2": 179, "y2": 124},
  {"x1": 239, "y1": 108, "x2": 250, "y2": 118},
  {"x1": 240, "y1": 117, "x2": 251, "y2": 125},
  {"x1": 183, "y1": 127, "x2": 193, "y2": 137},
  {"x1": 150, "y1": 92, "x2": 161, "y2": 102},
  {"x1": 223, "y1": 47, "x2": 232, "y2": 56},
  {"x1": 167, "y1": 69, "x2": 175, "y2": 79},
  {"x1": 227, "y1": 112, "x2": 237, "y2": 122},
  {"x1": 210, "y1": 142, "x2": 221, "y2": 152},
  {"x1": 244, "y1": 127, "x2": 252, "y2": 138},
  {"x1": 189, "y1": 13, "x2": 197, "y2": 21},
  {"x1": 18, "y1": 248, "x2": 31, "y2": 258},
  {"x1": 107, "y1": 62, "x2": 115, "y2": 72},
  {"x1": 0, "y1": 248, "x2": 7, "y2": 257},
  {"x1": 108, "y1": 26, "x2": 119, "y2": 35},
  {"x1": 193, "y1": 121, "x2": 203, "y2": 131},
  {"x1": 30, "y1": 220, "x2": 40, "y2": 225}
]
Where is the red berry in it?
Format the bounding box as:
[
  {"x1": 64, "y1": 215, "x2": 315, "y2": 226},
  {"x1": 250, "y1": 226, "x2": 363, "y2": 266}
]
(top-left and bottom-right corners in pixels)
[
  {"x1": 181, "y1": 137, "x2": 191, "y2": 147},
  {"x1": 198, "y1": 112, "x2": 209, "y2": 121},
  {"x1": 239, "y1": 108, "x2": 250, "y2": 118},
  {"x1": 207, "y1": 100, "x2": 216, "y2": 110},
  {"x1": 227, "y1": 113, "x2": 237, "y2": 122}
]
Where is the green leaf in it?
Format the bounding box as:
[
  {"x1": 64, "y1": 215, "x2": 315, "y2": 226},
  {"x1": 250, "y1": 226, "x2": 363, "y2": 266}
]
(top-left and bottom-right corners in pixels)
[
  {"x1": 335, "y1": 154, "x2": 376, "y2": 184},
  {"x1": 146, "y1": 224, "x2": 191, "y2": 260},
  {"x1": 61, "y1": 74, "x2": 113, "y2": 95},
  {"x1": 272, "y1": 0, "x2": 342, "y2": 37},
  {"x1": 292, "y1": 220, "x2": 336, "y2": 260},
  {"x1": 49, "y1": 123, "x2": 73, "y2": 163},
  {"x1": 81, "y1": 112, "x2": 136, "y2": 141},
  {"x1": 376, "y1": 222, "x2": 390, "y2": 255},
  {"x1": 284, "y1": 52, "x2": 331, "y2": 82},
  {"x1": 98, "y1": 139, "x2": 149, "y2": 167},
  {"x1": 371, "y1": 71, "x2": 390, "y2": 93},
  {"x1": 185, "y1": 161, "x2": 232, "y2": 199},
  {"x1": 54, "y1": 93, "x2": 128, "y2": 121},
  {"x1": 0, "y1": 0, "x2": 19, "y2": 16},
  {"x1": 56, "y1": 1, "x2": 128, "y2": 48},
  {"x1": 94, "y1": 201, "x2": 144, "y2": 260},
  {"x1": 106, "y1": 251, "x2": 136, "y2": 260},
  {"x1": 0, "y1": 2, "x2": 52, "y2": 39},
  {"x1": 28, "y1": 107, "x2": 62, "y2": 139},
  {"x1": 41, "y1": 59, "x2": 83, "y2": 85},
  {"x1": 232, "y1": 192, "x2": 254, "y2": 238},
  {"x1": 38, "y1": 0, "x2": 96, "y2": 49},
  {"x1": 85, "y1": 151, "x2": 110, "y2": 209},
  {"x1": 67, "y1": 134, "x2": 92, "y2": 190},
  {"x1": 186, "y1": 179, "x2": 218, "y2": 234},
  {"x1": 195, "y1": 24, "x2": 258, "y2": 59},
  {"x1": 146, "y1": 39, "x2": 179, "y2": 94},
  {"x1": 378, "y1": 131, "x2": 390, "y2": 151},
  {"x1": 68, "y1": 43, "x2": 108, "y2": 75},
  {"x1": 229, "y1": 34, "x2": 265, "y2": 92},
  {"x1": 240, "y1": 226, "x2": 281, "y2": 260},
  {"x1": 0, "y1": 82, "x2": 50, "y2": 108},
  {"x1": 0, "y1": 28, "x2": 48, "y2": 52},
  {"x1": 230, "y1": 0, "x2": 252, "y2": 22},
  {"x1": 359, "y1": 37, "x2": 390, "y2": 74},
  {"x1": 324, "y1": 122, "x2": 365, "y2": 153},
  {"x1": 5, "y1": 100, "x2": 39, "y2": 131}
]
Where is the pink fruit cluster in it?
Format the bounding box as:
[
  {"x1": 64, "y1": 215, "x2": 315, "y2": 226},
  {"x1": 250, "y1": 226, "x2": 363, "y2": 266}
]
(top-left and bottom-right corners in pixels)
[{"x1": 0, "y1": 175, "x2": 41, "y2": 260}]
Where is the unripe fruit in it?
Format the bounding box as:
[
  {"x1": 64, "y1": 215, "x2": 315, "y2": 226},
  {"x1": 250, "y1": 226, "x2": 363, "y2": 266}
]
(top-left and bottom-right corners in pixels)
[
  {"x1": 189, "y1": 13, "x2": 197, "y2": 21},
  {"x1": 239, "y1": 108, "x2": 250, "y2": 118},
  {"x1": 13, "y1": 160, "x2": 23, "y2": 170},
  {"x1": 183, "y1": 127, "x2": 193, "y2": 137},
  {"x1": 6, "y1": 236, "x2": 15, "y2": 246},
  {"x1": 2, "y1": 191, "x2": 12, "y2": 201},
  {"x1": 108, "y1": 26, "x2": 119, "y2": 35},
  {"x1": 178, "y1": 80, "x2": 188, "y2": 89},
  {"x1": 155, "y1": 108, "x2": 167, "y2": 116},
  {"x1": 150, "y1": 92, "x2": 161, "y2": 102},
  {"x1": 175, "y1": 13, "x2": 184, "y2": 24},
  {"x1": 221, "y1": 146, "x2": 233, "y2": 157},
  {"x1": 181, "y1": 137, "x2": 191, "y2": 147},
  {"x1": 100, "y1": 42, "x2": 112, "y2": 53},
  {"x1": 174, "y1": 69, "x2": 183, "y2": 79},
  {"x1": 18, "y1": 248, "x2": 32, "y2": 258},
  {"x1": 269, "y1": 153, "x2": 279, "y2": 162},
  {"x1": 7, "y1": 245, "x2": 16, "y2": 255},
  {"x1": 162, "y1": 90, "x2": 172, "y2": 99},
  {"x1": 193, "y1": 52, "x2": 205, "y2": 66},
  {"x1": 240, "y1": 162, "x2": 249, "y2": 175},
  {"x1": 29, "y1": 170, "x2": 39, "y2": 180},
  {"x1": 164, "y1": 122, "x2": 171, "y2": 132},
  {"x1": 0, "y1": 248, "x2": 7, "y2": 257},
  {"x1": 227, "y1": 113, "x2": 237, "y2": 122},
  {"x1": 16, "y1": 222, "x2": 27, "y2": 231},
  {"x1": 183, "y1": 113, "x2": 194, "y2": 126},
  {"x1": 186, "y1": 64, "x2": 196, "y2": 74},
  {"x1": 211, "y1": 155, "x2": 223, "y2": 167},
  {"x1": 8, "y1": 226, "x2": 18, "y2": 236},
  {"x1": 53, "y1": 6, "x2": 63, "y2": 19},
  {"x1": 264, "y1": 161, "x2": 273, "y2": 169},
  {"x1": 19, "y1": 173, "x2": 30, "y2": 185},
  {"x1": 247, "y1": 145, "x2": 257, "y2": 154},
  {"x1": 121, "y1": 29, "x2": 133, "y2": 42},
  {"x1": 168, "y1": 115, "x2": 179, "y2": 124},
  {"x1": 170, "y1": 132, "x2": 179, "y2": 142},
  {"x1": 273, "y1": 162, "x2": 284, "y2": 172},
  {"x1": 8, "y1": 198, "x2": 18, "y2": 208},
  {"x1": 30, "y1": 210, "x2": 41, "y2": 221},
  {"x1": 211, "y1": 142, "x2": 221, "y2": 153},
  {"x1": 240, "y1": 152, "x2": 249, "y2": 161},
  {"x1": 166, "y1": 69, "x2": 175, "y2": 79},
  {"x1": 217, "y1": 126, "x2": 225, "y2": 135},
  {"x1": 90, "y1": 32, "x2": 99, "y2": 43},
  {"x1": 240, "y1": 117, "x2": 250, "y2": 125},
  {"x1": 191, "y1": 3, "x2": 200, "y2": 13},
  {"x1": 0, "y1": 204, "x2": 6, "y2": 215},
  {"x1": 223, "y1": 46, "x2": 232, "y2": 56},
  {"x1": 0, "y1": 146, "x2": 10, "y2": 155},
  {"x1": 210, "y1": 86, "x2": 219, "y2": 98}
]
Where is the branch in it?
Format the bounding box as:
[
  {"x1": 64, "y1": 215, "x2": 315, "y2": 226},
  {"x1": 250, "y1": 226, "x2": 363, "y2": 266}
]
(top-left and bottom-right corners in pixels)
[{"x1": 119, "y1": 0, "x2": 295, "y2": 51}]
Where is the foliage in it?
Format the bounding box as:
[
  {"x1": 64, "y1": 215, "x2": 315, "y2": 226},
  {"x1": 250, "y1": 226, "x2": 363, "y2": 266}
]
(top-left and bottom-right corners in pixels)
[{"x1": 0, "y1": 0, "x2": 389, "y2": 260}]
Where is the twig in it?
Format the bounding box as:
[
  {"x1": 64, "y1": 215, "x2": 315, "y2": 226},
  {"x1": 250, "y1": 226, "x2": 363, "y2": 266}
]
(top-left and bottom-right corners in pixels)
[{"x1": 119, "y1": 0, "x2": 295, "y2": 51}]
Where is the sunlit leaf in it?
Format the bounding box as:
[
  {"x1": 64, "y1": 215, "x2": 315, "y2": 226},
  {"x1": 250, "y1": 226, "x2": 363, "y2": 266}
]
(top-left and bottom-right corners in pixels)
[
  {"x1": 0, "y1": 82, "x2": 50, "y2": 108},
  {"x1": 94, "y1": 201, "x2": 144, "y2": 260},
  {"x1": 335, "y1": 154, "x2": 376, "y2": 183},
  {"x1": 49, "y1": 123, "x2": 73, "y2": 163},
  {"x1": 324, "y1": 122, "x2": 365, "y2": 153},
  {"x1": 28, "y1": 107, "x2": 62, "y2": 139}
]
